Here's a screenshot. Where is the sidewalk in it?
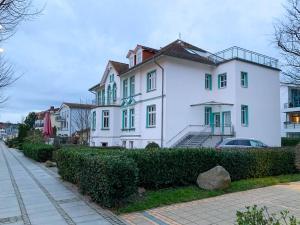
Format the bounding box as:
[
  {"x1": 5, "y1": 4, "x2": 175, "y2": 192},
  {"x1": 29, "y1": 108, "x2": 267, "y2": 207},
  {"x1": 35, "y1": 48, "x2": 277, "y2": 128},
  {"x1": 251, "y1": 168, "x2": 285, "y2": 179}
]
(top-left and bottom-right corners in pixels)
[
  {"x1": 122, "y1": 181, "x2": 300, "y2": 225},
  {"x1": 0, "y1": 143, "x2": 126, "y2": 225}
]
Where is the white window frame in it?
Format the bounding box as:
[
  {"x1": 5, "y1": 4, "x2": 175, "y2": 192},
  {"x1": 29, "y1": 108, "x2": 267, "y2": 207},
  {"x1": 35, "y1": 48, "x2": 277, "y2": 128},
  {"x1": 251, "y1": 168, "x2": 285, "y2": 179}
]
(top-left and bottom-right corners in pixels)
[
  {"x1": 219, "y1": 73, "x2": 227, "y2": 88},
  {"x1": 129, "y1": 108, "x2": 135, "y2": 129},
  {"x1": 102, "y1": 110, "x2": 110, "y2": 129},
  {"x1": 147, "y1": 70, "x2": 157, "y2": 92},
  {"x1": 136, "y1": 50, "x2": 142, "y2": 64},
  {"x1": 147, "y1": 105, "x2": 156, "y2": 128},
  {"x1": 129, "y1": 56, "x2": 134, "y2": 68}
]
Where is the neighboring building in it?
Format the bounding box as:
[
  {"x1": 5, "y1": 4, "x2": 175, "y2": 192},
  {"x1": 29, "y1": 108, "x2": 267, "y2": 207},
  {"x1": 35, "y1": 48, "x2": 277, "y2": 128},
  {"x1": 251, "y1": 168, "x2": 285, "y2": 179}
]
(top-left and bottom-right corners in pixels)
[
  {"x1": 280, "y1": 83, "x2": 300, "y2": 138},
  {"x1": 56, "y1": 102, "x2": 93, "y2": 137},
  {"x1": 34, "y1": 106, "x2": 60, "y2": 132},
  {"x1": 0, "y1": 122, "x2": 18, "y2": 140},
  {"x1": 89, "y1": 40, "x2": 281, "y2": 148}
]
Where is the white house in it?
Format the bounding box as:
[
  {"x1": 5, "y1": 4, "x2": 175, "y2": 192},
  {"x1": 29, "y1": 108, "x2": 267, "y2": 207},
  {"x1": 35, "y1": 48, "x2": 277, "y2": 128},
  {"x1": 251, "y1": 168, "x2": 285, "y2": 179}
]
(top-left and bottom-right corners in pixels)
[
  {"x1": 280, "y1": 83, "x2": 300, "y2": 138},
  {"x1": 89, "y1": 40, "x2": 281, "y2": 148},
  {"x1": 56, "y1": 102, "x2": 93, "y2": 137}
]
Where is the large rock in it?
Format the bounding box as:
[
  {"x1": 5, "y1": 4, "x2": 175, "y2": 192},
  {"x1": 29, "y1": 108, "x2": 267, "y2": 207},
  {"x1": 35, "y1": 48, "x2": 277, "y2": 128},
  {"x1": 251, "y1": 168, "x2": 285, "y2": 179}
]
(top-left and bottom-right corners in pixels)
[{"x1": 197, "y1": 166, "x2": 231, "y2": 190}]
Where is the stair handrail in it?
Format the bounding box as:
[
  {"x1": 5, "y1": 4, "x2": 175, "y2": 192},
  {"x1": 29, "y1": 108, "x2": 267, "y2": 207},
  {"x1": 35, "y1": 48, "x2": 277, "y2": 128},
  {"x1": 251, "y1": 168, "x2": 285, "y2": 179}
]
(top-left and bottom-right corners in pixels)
[{"x1": 166, "y1": 124, "x2": 208, "y2": 145}]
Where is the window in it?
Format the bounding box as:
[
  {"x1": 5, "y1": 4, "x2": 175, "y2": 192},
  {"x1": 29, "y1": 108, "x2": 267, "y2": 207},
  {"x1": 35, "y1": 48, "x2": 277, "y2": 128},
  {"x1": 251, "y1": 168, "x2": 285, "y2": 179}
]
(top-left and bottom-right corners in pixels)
[
  {"x1": 129, "y1": 141, "x2": 134, "y2": 149},
  {"x1": 241, "y1": 105, "x2": 249, "y2": 126},
  {"x1": 130, "y1": 76, "x2": 135, "y2": 96},
  {"x1": 204, "y1": 107, "x2": 211, "y2": 125},
  {"x1": 122, "y1": 140, "x2": 126, "y2": 148},
  {"x1": 146, "y1": 105, "x2": 156, "y2": 127},
  {"x1": 241, "y1": 72, "x2": 248, "y2": 88},
  {"x1": 101, "y1": 89, "x2": 105, "y2": 105},
  {"x1": 102, "y1": 110, "x2": 109, "y2": 129},
  {"x1": 137, "y1": 51, "x2": 142, "y2": 64},
  {"x1": 112, "y1": 83, "x2": 117, "y2": 102},
  {"x1": 110, "y1": 74, "x2": 114, "y2": 82},
  {"x1": 96, "y1": 91, "x2": 101, "y2": 105},
  {"x1": 205, "y1": 74, "x2": 212, "y2": 90},
  {"x1": 147, "y1": 70, "x2": 157, "y2": 92},
  {"x1": 107, "y1": 85, "x2": 112, "y2": 104},
  {"x1": 122, "y1": 110, "x2": 128, "y2": 129},
  {"x1": 129, "y1": 56, "x2": 134, "y2": 68},
  {"x1": 123, "y1": 79, "x2": 128, "y2": 98},
  {"x1": 92, "y1": 111, "x2": 96, "y2": 130},
  {"x1": 218, "y1": 73, "x2": 227, "y2": 88},
  {"x1": 129, "y1": 108, "x2": 135, "y2": 129}
]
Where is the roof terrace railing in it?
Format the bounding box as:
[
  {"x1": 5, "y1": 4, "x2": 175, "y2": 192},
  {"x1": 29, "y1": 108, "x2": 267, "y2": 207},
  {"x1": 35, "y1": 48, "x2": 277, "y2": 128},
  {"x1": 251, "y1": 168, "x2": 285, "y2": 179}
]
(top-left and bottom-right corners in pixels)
[{"x1": 208, "y1": 46, "x2": 279, "y2": 69}]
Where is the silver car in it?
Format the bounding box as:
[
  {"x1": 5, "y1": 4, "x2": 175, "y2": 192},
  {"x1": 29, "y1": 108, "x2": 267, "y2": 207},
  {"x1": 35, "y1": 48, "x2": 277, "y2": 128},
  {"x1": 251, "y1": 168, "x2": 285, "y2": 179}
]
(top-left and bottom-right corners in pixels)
[{"x1": 216, "y1": 138, "x2": 268, "y2": 149}]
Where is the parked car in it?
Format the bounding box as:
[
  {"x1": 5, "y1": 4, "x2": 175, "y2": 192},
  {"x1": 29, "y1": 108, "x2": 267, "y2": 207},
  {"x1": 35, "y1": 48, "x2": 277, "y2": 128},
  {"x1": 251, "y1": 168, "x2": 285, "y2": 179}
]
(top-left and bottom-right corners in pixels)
[{"x1": 216, "y1": 138, "x2": 268, "y2": 149}]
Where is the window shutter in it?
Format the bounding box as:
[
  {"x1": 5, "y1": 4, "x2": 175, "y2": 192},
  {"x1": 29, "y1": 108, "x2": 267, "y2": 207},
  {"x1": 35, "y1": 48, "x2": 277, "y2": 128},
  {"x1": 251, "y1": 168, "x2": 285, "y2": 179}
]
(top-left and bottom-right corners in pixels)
[
  {"x1": 146, "y1": 107, "x2": 149, "y2": 127},
  {"x1": 246, "y1": 106, "x2": 249, "y2": 126},
  {"x1": 245, "y1": 73, "x2": 248, "y2": 88},
  {"x1": 147, "y1": 73, "x2": 150, "y2": 91},
  {"x1": 218, "y1": 75, "x2": 220, "y2": 89},
  {"x1": 209, "y1": 75, "x2": 212, "y2": 90}
]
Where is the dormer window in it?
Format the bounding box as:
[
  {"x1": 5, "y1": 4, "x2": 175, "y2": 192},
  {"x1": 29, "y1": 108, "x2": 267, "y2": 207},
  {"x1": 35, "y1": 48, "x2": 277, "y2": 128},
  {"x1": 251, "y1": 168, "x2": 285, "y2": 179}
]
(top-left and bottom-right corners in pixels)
[
  {"x1": 129, "y1": 55, "x2": 134, "y2": 68},
  {"x1": 136, "y1": 50, "x2": 142, "y2": 64}
]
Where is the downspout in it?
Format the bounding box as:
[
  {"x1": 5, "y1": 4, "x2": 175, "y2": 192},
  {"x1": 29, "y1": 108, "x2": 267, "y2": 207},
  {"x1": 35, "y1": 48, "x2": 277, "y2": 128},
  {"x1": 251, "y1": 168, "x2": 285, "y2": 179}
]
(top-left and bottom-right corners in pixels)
[{"x1": 154, "y1": 57, "x2": 164, "y2": 148}]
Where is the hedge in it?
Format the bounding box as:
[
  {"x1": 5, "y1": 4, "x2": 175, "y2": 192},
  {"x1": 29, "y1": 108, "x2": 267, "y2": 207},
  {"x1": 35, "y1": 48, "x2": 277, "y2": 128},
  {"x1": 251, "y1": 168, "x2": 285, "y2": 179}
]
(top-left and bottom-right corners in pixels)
[
  {"x1": 124, "y1": 148, "x2": 297, "y2": 188},
  {"x1": 56, "y1": 148, "x2": 138, "y2": 207},
  {"x1": 56, "y1": 147, "x2": 297, "y2": 206},
  {"x1": 282, "y1": 137, "x2": 300, "y2": 146},
  {"x1": 22, "y1": 142, "x2": 54, "y2": 162}
]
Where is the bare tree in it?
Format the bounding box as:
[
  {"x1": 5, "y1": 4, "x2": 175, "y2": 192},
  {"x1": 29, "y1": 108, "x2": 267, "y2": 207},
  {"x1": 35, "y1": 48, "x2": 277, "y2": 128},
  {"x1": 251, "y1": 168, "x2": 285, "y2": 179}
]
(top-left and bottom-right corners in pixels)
[
  {"x1": 0, "y1": 0, "x2": 40, "y2": 102},
  {"x1": 73, "y1": 105, "x2": 91, "y2": 145},
  {"x1": 275, "y1": 0, "x2": 300, "y2": 83}
]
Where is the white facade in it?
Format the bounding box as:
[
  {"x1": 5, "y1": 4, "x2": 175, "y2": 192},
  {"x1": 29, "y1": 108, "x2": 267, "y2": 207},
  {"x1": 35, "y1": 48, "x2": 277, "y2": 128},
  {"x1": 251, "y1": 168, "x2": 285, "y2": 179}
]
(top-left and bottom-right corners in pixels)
[
  {"x1": 56, "y1": 103, "x2": 92, "y2": 137},
  {"x1": 280, "y1": 83, "x2": 300, "y2": 138},
  {"x1": 90, "y1": 41, "x2": 281, "y2": 148}
]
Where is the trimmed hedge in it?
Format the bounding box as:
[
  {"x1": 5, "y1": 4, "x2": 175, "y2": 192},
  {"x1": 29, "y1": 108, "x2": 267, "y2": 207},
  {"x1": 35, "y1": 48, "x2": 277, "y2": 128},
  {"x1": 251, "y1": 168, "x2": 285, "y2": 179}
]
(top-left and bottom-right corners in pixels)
[
  {"x1": 22, "y1": 142, "x2": 54, "y2": 162},
  {"x1": 124, "y1": 148, "x2": 297, "y2": 188},
  {"x1": 56, "y1": 148, "x2": 138, "y2": 207},
  {"x1": 56, "y1": 147, "x2": 297, "y2": 207},
  {"x1": 282, "y1": 137, "x2": 300, "y2": 146}
]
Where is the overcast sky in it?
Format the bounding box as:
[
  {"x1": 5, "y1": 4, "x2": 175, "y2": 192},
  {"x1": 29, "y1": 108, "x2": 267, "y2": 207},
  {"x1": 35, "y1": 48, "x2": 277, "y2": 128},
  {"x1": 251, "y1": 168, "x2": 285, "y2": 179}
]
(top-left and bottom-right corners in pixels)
[{"x1": 0, "y1": 0, "x2": 285, "y2": 123}]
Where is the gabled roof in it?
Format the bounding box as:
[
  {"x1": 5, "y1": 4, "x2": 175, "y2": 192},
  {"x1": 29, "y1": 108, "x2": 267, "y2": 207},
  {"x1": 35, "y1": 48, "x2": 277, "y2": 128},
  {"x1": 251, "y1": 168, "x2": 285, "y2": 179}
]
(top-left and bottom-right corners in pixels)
[
  {"x1": 62, "y1": 102, "x2": 94, "y2": 109},
  {"x1": 110, "y1": 60, "x2": 129, "y2": 74},
  {"x1": 120, "y1": 39, "x2": 216, "y2": 76},
  {"x1": 89, "y1": 60, "x2": 128, "y2": 92}
]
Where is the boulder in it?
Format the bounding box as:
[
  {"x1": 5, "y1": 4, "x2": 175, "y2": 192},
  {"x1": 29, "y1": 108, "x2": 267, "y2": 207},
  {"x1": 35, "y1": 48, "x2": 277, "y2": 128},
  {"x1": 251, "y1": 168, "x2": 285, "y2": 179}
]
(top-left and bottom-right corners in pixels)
[
  {"x1": 197, "y1": 166, "x2": 231, "y2": 190},
  {"x1": 45, "y1": 160, "x2": 56, "y2": 168}
]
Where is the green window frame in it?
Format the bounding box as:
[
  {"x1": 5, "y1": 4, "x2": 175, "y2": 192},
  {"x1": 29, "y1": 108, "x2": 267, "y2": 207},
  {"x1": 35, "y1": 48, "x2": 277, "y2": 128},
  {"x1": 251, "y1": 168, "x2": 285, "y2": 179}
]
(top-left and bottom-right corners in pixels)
[
  {"x1": 218, "y1": 73, "x2": 227, "y2": 89},
  {"x1": 241, "y1": 105, "x2": 249, "y2": 126},
  {"x1": 102, "y1": 110, "x2": 110, "y2": 129},
  {"x1": 107, "y1": 85, "x2": 111, "y2": 104},
  {"x1": 205, "y1": 74, "x2": 212, "y2": 90},
  {"x1": 101, "y1": 89, "x2": 105, "y2": 105},
  {"x1": 147, "y1": 70, "x2": 157, "y2": 92},
  {"x1": 241, "y1": 72, "x2": 248, "y2": 88},
  {"x1": 204, "y1": 107, "x2": 212, "y2": 125},
  {"x1": 123, "y1": 79, "x2": 128, "y2": 98},
  {"x1": 112, "y1": 83, "x2": 117, "y2": 102},
  {"x1": 122, "y1": 110, "x2": 128, "y2": 129},
  {"x1": 129, "y1": 108, "x2": 135, "y2": 129},
  {"x1": 92, "y1": 111, "x2": 96, "y2": 130},
  {"x1": 130, "y1": 76, "x2": 135, "y2": 96},
  {"x1": 110, "y1": 74, "x2": 114, "y2": 82},
  {"x1": 146, "y1": 105, "x2": 156, "y2": 128}
]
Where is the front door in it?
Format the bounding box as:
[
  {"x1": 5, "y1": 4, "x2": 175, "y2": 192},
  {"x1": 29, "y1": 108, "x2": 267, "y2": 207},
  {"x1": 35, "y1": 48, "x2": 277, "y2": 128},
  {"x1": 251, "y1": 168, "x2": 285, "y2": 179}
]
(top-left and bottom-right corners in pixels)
[
  {"x1": 222, "y1": 111, "x2": 231, "y2": 134},
  {"x1": 213, "y1": 113, "x2": 221, "y2": 134}
]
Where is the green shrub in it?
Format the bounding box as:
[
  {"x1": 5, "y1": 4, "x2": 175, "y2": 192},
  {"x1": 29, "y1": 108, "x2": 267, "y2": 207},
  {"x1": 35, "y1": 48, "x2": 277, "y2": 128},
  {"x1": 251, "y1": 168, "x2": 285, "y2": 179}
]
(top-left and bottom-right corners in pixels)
[
  {"x1": 124, "y1": 148, "x2": 296, "y2": 188},
  {"x1": 145, "y1": 142, "x2": 160, "y2": 149},
  {"x1": 6, "y1": 137, "x2": 21, "y2": 148},
  {"x1": 236, "y1": 205, "x2": 299, "y2": 224},
  {"x1": 56, "y1": 147, "x2": 297, "y2": 206},
  {"x1": 282, "y1": 137, "x2": 300, "y2": 146},
  {"x1": 56, "y1": 149, "x2": 138, "y2": 207},
  {"x1": 22, "y1": 142, "x2": 54, "y2": 162}
]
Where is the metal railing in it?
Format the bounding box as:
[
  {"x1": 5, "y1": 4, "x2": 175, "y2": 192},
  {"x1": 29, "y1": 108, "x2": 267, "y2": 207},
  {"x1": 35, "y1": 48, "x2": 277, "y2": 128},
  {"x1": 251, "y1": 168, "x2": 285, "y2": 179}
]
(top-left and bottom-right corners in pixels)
[
  {"x1": 208, "y1": 46, "x2": 279, "y2": 69},
  {"x1": 284, "y1": 122, "x2": 300, "y2": 129},
  {"x1": 167, "y1": 124, "x2": 234, "y2": 147},
  {"x1": 284, "y1": 101, "x2": 300, "y2": 109}
]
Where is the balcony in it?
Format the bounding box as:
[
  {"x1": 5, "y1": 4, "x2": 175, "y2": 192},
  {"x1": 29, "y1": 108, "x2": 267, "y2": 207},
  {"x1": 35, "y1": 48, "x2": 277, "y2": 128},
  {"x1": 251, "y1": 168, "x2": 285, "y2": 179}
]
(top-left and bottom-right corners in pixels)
[
  {"x1": 284, "y1": 122, "x2": 300, "y2": 130},
  {"x1": 208, "y1": 46, "x2": 279, "y2": 69},
  {"x1": 55, "y1": 115, "x2": 65, "y2": 122}
]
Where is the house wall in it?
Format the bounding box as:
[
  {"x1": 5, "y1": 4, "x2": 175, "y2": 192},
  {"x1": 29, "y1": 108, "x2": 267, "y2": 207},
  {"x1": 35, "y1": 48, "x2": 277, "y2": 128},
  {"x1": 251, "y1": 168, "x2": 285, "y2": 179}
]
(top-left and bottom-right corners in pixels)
[{"x1": 233, "y1": 61, "x2": 280, "y2": 146}]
